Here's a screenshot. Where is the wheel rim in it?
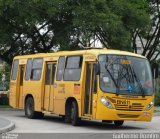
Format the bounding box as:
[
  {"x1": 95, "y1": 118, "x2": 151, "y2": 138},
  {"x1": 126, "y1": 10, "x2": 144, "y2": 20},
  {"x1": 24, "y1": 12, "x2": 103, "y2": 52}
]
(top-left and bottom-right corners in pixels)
[
  {"x1": 71, "y1": 104, "x2": 75, "y2": 120},
  {"x1": 27, "y1": 101, "x2": 33, "y2": 116}
]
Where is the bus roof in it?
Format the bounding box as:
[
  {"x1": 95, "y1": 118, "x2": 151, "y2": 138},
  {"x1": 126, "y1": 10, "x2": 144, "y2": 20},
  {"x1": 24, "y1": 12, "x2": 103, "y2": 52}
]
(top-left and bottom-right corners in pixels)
[{"x1": 14, "y1": 48, "x2": 146, "y2": 59}]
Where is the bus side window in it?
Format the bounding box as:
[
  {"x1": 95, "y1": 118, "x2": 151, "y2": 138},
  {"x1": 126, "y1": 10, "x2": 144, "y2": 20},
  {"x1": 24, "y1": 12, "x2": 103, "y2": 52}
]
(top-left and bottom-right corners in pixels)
[
  {"x1": 92, "y1": 64, "x2": 97, "y2": 93},
  {"x1": 56, "y1": 56, "x2": 65, "y2": 81},
  {"x1": 45, "y1": 64, "x2": 52, "y2": 85},
  {"x1": 30, "y1": 58, "x2": 43, "y2": 80},
  {"x1": 25, "y1": 59, "x2": 32, "y2": 80},
  {"x1": 11, "y1": 59, "x2": 19, "y2": 80},
  {"x1": 64, "y1": 56, "x2": 83, "y2": 81}
]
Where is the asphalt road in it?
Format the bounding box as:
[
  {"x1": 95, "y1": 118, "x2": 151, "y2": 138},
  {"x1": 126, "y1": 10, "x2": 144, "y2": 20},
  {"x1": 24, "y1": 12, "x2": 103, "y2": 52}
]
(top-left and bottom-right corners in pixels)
[{"x1": 0, "y1": 110, "x2": 160, "y2": 134}]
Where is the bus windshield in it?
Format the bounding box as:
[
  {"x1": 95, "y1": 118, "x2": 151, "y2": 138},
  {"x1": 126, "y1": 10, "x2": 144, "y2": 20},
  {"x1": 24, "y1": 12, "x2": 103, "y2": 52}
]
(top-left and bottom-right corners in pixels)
[{"x1": 99, "y1": 55, "x2": 153, "y2": 96}]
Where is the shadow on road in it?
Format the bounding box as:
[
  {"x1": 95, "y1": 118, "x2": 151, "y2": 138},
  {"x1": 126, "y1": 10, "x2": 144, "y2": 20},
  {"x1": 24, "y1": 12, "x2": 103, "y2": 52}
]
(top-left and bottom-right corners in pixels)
[
  {"x1": 2, "y1": 110, "x2": 157, "y2": 133},
  {"x1": 39, "y1": 115, "x2": 146, "y2": 130}
]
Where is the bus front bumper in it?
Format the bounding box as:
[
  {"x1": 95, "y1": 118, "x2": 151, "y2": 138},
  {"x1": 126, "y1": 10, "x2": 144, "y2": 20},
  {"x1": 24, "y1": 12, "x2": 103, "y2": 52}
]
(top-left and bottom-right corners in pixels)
[{"x1": 95, "y1": 107, "x2": 154, "y2": 122}]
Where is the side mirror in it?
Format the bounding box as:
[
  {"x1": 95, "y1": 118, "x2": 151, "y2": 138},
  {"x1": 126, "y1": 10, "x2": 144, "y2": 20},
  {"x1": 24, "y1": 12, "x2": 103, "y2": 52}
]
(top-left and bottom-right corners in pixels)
[{"x1": 95, "y1": 63, "x2": 100, "y2": 75}]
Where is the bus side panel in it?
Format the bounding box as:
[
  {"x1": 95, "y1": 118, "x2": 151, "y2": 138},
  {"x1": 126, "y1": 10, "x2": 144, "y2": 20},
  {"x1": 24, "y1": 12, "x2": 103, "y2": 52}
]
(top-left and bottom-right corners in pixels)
[
  {"x1": 23, "y1": 58, "x2": 44, "y2": 112},
  {"x1": 9, "y1": 80, "x2": 18, "y2": 108},
  {"x1": 10, "y1": 65, "x2": 24, "y2": 109},
  {"x1": 9, "y1": 61, "x2": 20, "y2": 109},
  {"x1": 23, "y1": 81, "x2": 42, "y2": 112},
  {"x1": 65, "y1": 82, "x2": 82, "y2": 116},
  {"x1": 53, "y1": 81, "x2": 65, "y2": 115},
  {"x1": 53, "y1": 81, "x2": 82, "y2": 115},
  {"x1": 10, "y1": 59, "x2": 27, "y2": 109}
]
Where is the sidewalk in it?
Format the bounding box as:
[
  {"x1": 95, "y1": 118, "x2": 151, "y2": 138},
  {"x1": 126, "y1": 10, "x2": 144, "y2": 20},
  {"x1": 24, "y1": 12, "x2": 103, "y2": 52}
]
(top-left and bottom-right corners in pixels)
[
  {"x1": 0, "y1": 108, "x2": 20, "y2": 111},
  {"x1": 154, "y1": 106, "x2": 160, "y2": 112},
  {"x1": 154, "y1": 106, "x2": 160, "y2": 116},
  {"x1": 0, "y1": 118, "x2": 15, "y2": 133}
]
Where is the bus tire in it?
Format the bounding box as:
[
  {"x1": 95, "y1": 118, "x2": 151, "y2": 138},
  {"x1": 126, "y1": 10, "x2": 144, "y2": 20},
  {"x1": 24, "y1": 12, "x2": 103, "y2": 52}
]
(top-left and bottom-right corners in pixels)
[
  {"x1": 25, "y1": 97, "x2": 35, "y2": 119},
  {"x1": 65, "y1": 104, "x2": 71, "y2": 123},
  {"x1": 70, "y1": 101, "x2": 80, "y2": 126},
  {"x1": 114, "y1": 120, "x2": 124, "y2": 126},
  {"x1": 102, "y1": 120, "x2": 113, "y2": 124},
  {"x1": 36, "y1": 112, "x2": 44, "y2": 119},
  {"x1": 25, "y1": 97, "x2": 44, "y2": 119}
]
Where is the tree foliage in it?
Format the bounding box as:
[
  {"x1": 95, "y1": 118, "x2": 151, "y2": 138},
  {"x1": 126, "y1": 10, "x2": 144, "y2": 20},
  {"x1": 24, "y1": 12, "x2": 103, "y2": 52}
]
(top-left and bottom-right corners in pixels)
[
  {"x1": 0, "y1": 0, "x2": 151, "y2": 64},
  {"x1": 0, "y1": 62, "x2": 10, "y2": 90},
  {"x1": 132, "y1": 0, "x2": 160, "y2": 62}
]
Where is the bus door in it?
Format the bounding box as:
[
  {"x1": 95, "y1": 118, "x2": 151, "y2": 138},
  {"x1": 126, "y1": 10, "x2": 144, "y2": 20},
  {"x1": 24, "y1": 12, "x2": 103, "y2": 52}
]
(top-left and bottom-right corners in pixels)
[
  {"x1": 83, "y1": 63, "x2": 97, "y2": 117},
  {"x1": 18, "y1": 65, "x2": 25, "y2": 108},
  {"x1": 44, "y1": 62, "x2": 56, "y2": 112}
]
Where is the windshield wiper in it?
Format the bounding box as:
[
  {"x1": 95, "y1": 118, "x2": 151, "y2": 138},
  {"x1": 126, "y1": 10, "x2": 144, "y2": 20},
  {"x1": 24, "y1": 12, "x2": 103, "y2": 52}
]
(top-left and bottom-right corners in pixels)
[
  {"x1": 121, "y1": 56, "x2": 145, "y2": 97},
  {"x1": 105, "y1": 64, "x2": 119, "y2": 95},
  {"x1": 130, "y1": 65, "x2": 145, "y2": 97}
]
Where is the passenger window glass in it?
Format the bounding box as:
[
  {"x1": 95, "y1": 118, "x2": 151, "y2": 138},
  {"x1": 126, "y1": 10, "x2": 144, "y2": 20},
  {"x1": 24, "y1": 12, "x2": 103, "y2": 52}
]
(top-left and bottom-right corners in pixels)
[
  {"x1": 92, "y1": 64, "x2": 97, "y2": 93},
  {"x1": 51, "y1": 64, "x2": 56, "y2": 84},
  {"x1": 56, "y1": 57, "x2": 65, "y2": 81},
  {"x1": 64, "y1": 56, "x2": 83, "y2": 81},
  {"x1": 31, "y1": 58, "x2": 43, "y2": 80},
  {"x1": 32, "y1": 69, "x2": 42, "y2": 80},
  {"x1": 45, "y1": 64, "x2": 52, "y2": 85},
  {"x1": 11, "y1": 60, "x2": 19, "y2": 80},
  {"x1": 25, "y1": 59, "x2": 32, "y2": 80},
  {"x1": 66, "y1": 56, "x2": 81, "y2": 68},
  {"x1": 32, "y1": 59, "x2": 43, "y2": 69},
  {"x1": 20, "y1": 67, "x2": 24, "y2": 86}
]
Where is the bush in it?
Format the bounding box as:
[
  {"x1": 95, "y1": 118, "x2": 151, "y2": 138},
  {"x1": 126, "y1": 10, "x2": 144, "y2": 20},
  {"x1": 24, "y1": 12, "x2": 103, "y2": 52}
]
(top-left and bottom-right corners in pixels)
[
  {"x1": 155, "y1": 93, "x2": 160, "y2": 106},
  {"x1": 0, "y1": 94, "x2": 9, "y2": 105}
]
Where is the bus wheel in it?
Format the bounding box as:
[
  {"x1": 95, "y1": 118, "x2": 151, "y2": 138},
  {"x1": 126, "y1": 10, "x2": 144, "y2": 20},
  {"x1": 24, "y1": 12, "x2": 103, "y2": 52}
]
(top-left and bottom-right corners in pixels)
[
  {"x1": 25, "y1": 97, "x2": 44, "y2": 119},
  {"x1": 25, "y1": 97, "x2": 35, "y2": 119},
  {"x1": 102, "y1": 120, "x2": 113, "y2": 124},
  {"x1": 70, "y1": 101, "x2": 80, "y2": 126},
  {"x1": 36, "y1": 112, "x2": 44, "y2": 119},
  {"x1": 114, "y1": 120, "x2": 124, "y2": 126}
]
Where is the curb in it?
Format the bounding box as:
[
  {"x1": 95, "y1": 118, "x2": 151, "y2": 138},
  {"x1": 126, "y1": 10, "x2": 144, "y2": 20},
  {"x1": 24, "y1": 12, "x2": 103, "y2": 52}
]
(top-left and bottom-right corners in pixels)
[
  {"x1": 0, "y1": 120, "x2": 15, "y2": 134},
  {"x1": 0, "y1": 108, "x2": 21, "y2": 111},
  {"x1": 154, "y1": 112, "x2": 160, "y2": 116}
]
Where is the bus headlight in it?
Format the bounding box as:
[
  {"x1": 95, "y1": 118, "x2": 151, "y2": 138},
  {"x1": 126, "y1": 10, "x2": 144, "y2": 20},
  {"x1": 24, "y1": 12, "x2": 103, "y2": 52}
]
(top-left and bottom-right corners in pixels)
[
  {"x1": 146, "y1": 101, "x2": 154, "y2": 110},
  {"x1": 100, "y1": 96, "x2": 113, "y2": 109}
]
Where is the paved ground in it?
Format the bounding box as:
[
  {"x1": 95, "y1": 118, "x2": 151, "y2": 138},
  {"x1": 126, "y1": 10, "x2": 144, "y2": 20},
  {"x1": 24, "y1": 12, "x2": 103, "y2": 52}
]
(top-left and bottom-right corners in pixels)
[
  {"x1": 0, "y1": 118, "x2": 10, "y2": 129},
  {"x1": 0, "y1": 117, "x2": 15, "y2": 133},
  {"x1": 155, "y1": 106, "x2": 160, "y2": 111},
  {"x1": 0, "y1": 110, "x2": 160, "y2": 133}
]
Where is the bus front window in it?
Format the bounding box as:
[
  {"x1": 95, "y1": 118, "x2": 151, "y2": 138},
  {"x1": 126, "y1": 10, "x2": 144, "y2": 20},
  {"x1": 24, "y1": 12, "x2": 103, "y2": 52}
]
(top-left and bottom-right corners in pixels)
[{"x1": 99, "y1": 55, "x2": 153, "y2": 96}]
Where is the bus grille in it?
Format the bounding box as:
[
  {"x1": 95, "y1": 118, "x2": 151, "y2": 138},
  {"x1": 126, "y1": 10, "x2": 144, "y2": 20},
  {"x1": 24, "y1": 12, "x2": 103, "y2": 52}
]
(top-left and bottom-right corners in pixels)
[
  {"x1": 117, "y1": 114, "x2": 140, "y2": 118},
  {"x1": 115, "y1": 103, "x2": 144, "y2": 111}
]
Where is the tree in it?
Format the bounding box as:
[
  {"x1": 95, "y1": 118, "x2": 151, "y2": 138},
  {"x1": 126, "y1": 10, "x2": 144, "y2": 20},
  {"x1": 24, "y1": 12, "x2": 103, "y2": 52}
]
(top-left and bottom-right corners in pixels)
[
  {"x1": 0, "y1": 0, "x2": 151, "y2": 64},
  {"x1": 0, "y1": 0, "x2": 58, "y2": 64},
  {"x1": 0, "y1": 62, "x2": 10, "y2": 90},
  {"x1": 132, "y1": 0, "x2": 160, "y2": 62}
]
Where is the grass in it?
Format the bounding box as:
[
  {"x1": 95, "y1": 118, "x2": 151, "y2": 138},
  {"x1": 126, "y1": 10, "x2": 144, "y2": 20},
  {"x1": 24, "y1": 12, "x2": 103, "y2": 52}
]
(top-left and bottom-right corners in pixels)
[
  {"x1": 155, "y1": 93, "x2": 160, "y2": 106},
  {"x1": 0, "y1": 105, "x2": 12, "y2": 108},
  {"x1": 154, "y1": 110, "x2": 160, "y2": 113}
]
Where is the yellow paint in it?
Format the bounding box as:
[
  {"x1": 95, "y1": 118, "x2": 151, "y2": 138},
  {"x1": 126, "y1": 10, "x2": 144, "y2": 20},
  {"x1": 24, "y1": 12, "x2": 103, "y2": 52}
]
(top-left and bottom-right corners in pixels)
[
  {"x1": 19, "y1": 59, "x2": 27, "y2": 65},
  {"x1": 121, "y1": 59, "x2": 131, "y2": 65},
  {"x1": 9, "y1": 49, "x2": 154, "y2": 122}
]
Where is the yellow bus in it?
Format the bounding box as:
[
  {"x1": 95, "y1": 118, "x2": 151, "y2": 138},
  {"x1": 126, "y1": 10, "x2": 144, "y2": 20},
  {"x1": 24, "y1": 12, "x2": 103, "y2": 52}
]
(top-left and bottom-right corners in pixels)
[{"x1": 9, "y1": 48, "x2": 154, "y2": 126}]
